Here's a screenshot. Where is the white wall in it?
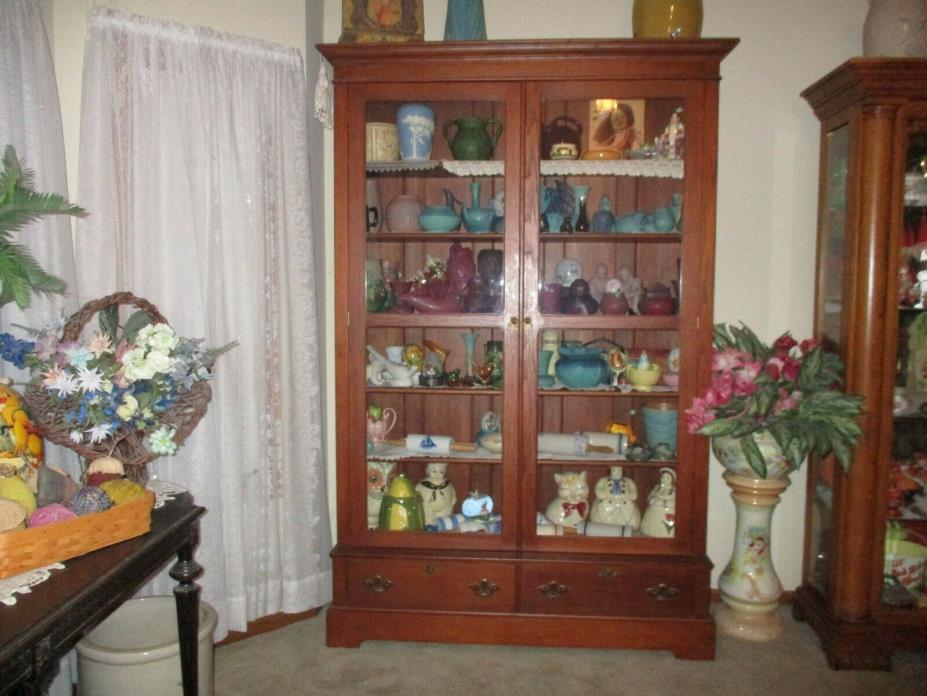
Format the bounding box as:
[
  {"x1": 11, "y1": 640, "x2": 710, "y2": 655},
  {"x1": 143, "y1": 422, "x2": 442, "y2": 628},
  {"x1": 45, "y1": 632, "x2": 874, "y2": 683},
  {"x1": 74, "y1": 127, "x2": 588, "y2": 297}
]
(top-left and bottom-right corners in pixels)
[
  {"x1": 46, "y1": 0, "x2": 869, "y2": 592},
  {"x1": 321, "y1": 0, "x2": 868, "y2": 590}
]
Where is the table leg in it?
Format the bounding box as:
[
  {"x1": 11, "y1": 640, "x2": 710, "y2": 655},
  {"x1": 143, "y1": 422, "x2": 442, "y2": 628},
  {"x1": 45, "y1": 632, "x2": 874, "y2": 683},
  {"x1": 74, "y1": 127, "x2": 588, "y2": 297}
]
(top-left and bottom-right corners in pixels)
[{"x1": 169, "y1": 524, "x2": 204, "y2": 696}]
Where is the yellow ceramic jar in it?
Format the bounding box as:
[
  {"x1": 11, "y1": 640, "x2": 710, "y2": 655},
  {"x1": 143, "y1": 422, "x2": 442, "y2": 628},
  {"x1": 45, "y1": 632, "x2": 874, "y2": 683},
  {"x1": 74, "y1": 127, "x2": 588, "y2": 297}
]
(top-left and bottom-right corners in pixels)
[{"x1": 632, "y1": 0, "x2": 703, "y2": 39}]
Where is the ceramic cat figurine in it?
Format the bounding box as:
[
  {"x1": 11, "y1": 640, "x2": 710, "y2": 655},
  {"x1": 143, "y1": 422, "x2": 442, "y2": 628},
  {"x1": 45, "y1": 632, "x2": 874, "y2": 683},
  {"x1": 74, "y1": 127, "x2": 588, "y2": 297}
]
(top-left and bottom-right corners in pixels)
[
  {"x1": 545, "y1": 471, "x2": 589, "y2": 528},
  {"x1": 415, "y1": 462, "x2": 457, "y2": 526},
  {"x1": 590, "y1": 465, "x2": 641, "y2": 529},
  {"x1": 367, "y1": 460, "x2": 395, "y2": 529}
]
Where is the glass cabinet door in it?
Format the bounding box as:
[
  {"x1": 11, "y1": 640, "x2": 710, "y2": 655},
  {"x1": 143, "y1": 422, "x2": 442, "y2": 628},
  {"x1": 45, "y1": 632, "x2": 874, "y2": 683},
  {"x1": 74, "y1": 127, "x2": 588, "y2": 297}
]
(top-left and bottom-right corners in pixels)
[
  {"x1": 885, "y1": 124, "x2": 927, "y2": 610},
  {"x1": 806, "y1": 123, "x2": 850, "y2": 593},
  {"x1": 360, "y1": 85, "x2": 518, "y2": 549},
  {"x1": 529, "y1": 85, "x2": 690, "y2": 551}
]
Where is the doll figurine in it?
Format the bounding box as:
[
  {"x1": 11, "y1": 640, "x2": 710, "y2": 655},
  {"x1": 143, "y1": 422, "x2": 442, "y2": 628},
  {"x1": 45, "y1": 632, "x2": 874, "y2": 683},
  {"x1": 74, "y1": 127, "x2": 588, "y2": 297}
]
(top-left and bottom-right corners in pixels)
[
  {"x1": 544, "y1": 471, "x2": 589, "y2": 528},
  {"x1": 640, "y1": 467, "x2": 676, "y2": 538}
]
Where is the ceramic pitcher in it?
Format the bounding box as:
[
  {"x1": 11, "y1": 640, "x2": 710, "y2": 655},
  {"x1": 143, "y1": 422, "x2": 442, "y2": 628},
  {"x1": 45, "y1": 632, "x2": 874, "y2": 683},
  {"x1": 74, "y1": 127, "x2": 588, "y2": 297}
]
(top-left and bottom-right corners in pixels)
[{"x1": 443, "y1": 116, "x2": 503, "y2": 160}]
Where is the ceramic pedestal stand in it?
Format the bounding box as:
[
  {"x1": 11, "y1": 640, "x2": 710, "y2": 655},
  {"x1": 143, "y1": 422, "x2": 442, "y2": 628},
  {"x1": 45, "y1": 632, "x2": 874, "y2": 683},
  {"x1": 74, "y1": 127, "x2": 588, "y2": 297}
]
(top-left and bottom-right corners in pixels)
[{"x1": 715, "y1": 470, "x2": 791, "y2": 642}]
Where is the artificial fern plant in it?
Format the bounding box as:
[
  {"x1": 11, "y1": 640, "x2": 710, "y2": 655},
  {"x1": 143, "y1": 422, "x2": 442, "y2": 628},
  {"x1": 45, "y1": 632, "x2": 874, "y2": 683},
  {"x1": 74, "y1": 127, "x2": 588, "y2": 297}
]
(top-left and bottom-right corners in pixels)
[{"x1": 0, "y1": 145, "x2": 85, "y2": 309}]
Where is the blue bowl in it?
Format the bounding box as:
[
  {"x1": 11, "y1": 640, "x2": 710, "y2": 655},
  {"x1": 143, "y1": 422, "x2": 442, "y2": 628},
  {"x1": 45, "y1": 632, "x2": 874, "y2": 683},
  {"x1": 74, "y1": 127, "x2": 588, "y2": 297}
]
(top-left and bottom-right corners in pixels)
[
  {"x1": 419, "y1": 208, "x2": 461, "y2": 232},
  {"x1": 555, "y1": 344, "x2": 610, "y2": 388}
]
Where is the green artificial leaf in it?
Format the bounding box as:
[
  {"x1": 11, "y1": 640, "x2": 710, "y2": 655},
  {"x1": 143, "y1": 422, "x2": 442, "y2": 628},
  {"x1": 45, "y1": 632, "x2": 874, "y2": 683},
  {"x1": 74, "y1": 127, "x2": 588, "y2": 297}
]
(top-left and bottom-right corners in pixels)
[
  {"x1": 740, "y1": 434, "x2": 767, "y2": 477},
  {"x1": 122, "y1": 309, "x2": 153, "y2": 343},
  {"x1": 99, "y1": 305, "x2": 118, "y2": 342}
]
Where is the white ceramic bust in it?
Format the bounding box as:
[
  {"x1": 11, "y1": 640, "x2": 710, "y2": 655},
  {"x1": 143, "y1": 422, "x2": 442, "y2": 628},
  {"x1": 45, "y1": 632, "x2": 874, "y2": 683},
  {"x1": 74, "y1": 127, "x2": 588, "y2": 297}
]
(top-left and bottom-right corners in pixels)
[
  {"x1": 590, "y1": 466, "x2": 640, "y2": 529},
  {"x1": 640, "y1": 467, "x2": 676, "y2": 538},
  {"x1": 415, "y1": 462, "x2": 457, "y2": 526}
]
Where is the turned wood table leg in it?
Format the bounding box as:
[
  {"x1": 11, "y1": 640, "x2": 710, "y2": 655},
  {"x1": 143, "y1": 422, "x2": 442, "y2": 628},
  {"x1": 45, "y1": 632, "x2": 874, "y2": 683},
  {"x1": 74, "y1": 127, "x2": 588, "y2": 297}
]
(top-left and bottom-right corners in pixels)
[{"x1": 169, "y1": 524, "x2": 204, "y2": 696}]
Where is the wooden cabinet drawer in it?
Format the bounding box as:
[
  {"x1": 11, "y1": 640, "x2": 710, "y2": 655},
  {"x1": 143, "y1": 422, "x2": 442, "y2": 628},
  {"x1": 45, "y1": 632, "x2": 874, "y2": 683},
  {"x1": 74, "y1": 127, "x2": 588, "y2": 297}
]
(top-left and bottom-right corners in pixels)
[
  {"x1": 519, "y1": 561, "x2": 706, "y2": 618},
  {"x1": 342, "y1": 557, "x2": 516, "y2": 612}
]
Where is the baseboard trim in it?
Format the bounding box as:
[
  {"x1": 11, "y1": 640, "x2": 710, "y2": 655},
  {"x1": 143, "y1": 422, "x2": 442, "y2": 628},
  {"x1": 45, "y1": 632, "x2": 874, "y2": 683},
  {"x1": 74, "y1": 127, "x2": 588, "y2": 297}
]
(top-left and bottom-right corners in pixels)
[{"x1": 217, "y1": 607, "x2": 322, "y2": 647}]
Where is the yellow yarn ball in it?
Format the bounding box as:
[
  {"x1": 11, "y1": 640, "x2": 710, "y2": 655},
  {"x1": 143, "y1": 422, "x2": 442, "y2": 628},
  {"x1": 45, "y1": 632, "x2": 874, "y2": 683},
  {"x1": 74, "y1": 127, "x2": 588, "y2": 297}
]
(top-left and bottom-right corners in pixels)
[
  {"x1": 0, "y1": 475, "x2": 36, "y2": 513},
  {"x1": 99, "y1": 479, "x2": 147, "y2": 505}
]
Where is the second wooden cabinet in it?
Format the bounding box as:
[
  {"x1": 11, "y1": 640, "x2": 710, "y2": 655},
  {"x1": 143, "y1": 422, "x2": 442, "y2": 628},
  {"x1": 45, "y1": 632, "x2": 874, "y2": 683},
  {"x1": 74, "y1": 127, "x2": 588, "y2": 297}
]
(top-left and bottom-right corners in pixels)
[{"x1": 319, "y1": 38, "x2": 737, "y2": 658}]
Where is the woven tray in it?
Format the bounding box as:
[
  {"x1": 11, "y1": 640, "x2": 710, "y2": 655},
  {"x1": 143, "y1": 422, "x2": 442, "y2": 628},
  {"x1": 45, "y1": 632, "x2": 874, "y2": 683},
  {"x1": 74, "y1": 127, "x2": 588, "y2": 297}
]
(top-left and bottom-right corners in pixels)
[{"x1": 0, "y1": 491, "x2": 154, "y2": 580}]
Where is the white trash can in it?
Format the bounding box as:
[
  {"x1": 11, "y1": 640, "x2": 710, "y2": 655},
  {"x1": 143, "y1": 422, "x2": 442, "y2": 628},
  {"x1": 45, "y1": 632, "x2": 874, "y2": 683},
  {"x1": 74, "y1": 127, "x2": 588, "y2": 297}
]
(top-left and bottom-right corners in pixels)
[{"x1": 76, "y1": 596, "x2": 218, "y2": 696}]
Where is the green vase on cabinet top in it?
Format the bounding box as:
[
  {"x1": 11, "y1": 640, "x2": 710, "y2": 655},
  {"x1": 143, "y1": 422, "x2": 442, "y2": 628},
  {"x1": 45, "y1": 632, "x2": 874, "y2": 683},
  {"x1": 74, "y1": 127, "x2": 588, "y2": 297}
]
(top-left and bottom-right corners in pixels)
[{"x1": 633, "y1": 0, "x2": 703, "y2": 38}]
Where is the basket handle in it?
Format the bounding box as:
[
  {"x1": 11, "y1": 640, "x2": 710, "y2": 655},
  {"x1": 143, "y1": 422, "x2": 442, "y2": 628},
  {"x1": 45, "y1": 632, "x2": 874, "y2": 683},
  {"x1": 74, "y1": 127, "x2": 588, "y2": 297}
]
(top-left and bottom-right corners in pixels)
[{"x1": 62, "y1": 291, "x2": 170, "y2": 341}]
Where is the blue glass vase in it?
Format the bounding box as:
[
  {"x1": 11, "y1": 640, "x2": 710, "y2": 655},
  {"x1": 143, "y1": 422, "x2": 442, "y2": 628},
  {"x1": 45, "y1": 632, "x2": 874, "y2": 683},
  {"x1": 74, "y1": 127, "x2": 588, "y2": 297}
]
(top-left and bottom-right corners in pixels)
[{"x1": 444, "y1": 0, "x2": 487, "y2": 40}]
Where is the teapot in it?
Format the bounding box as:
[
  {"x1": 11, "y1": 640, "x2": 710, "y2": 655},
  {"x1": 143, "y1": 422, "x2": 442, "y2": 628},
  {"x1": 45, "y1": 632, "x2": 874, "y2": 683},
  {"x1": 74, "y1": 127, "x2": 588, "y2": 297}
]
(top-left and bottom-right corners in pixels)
[
  {"x1": 443, "y1": 116, "x2": 503, "y2": 160},
  {"x1": 540, "y1": 115, "x2": 583, "y2": 160},
  {"x1": 419, "y1": 189, "x2": 461, "y2": 233},
  {"x1": 462, "y1": 181, "x2": 495, "y2": 233}
]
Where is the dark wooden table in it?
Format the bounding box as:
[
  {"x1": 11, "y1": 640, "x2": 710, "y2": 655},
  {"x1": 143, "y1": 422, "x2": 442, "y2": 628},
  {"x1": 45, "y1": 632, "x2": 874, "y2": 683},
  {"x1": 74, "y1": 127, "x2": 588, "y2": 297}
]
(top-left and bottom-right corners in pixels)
[{"x1": 0, "y1": 491, "x2": 206, "y2": 695}]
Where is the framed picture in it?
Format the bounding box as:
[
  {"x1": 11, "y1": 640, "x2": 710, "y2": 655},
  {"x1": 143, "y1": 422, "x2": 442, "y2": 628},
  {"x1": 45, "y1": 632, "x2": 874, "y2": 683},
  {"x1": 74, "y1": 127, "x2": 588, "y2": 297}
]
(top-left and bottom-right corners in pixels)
[
  {"x1": 588, "y1": 99, "x2": 645, "y2": 156},
  {"x1": 340, "y1": 0, "x2": 424, "y2": 43}
]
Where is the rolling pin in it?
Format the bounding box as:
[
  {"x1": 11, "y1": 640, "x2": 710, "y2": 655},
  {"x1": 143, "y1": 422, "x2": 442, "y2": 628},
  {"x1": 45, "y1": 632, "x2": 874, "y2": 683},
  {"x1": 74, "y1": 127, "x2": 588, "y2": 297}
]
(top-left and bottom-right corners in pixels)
[
  {"x1": 538, "y1": 433, "x2": 613, "y2": 456},
  {"x1": 384, "y1": 434, "x2": 477, "y2": 453}
]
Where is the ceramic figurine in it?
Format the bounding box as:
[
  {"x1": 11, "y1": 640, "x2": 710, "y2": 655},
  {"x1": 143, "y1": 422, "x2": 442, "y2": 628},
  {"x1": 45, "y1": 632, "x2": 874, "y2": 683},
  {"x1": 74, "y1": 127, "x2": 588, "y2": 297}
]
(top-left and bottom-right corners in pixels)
[
  {"x1": 491, "y1": 190, "x2": 505, "y2": 232},
  {"x1": 475, "y1": 410, "x2": 502, "y2": 452},
  {"x1": 640, "y1": 467, "x2": 676, "y2": 538},
  {"x1": 588, "y1": 262, "x2": 610, "y2": 303},
  {"x1": 554, "y1": 257, "x2": 583, "y2": 288},
  {"x1": 544, "y1": 471, "x2": 589, "y2": 528},
  {"x1": 617, "y1": 266, "x2": 641, "y2": 314},
  {"x1": 592, "y1": 195, "x2": 616, "y2": 232},
  {"x1": 591, "y1": 466, "x2": 641, "y2": 529},
  {"x1": 416, "y1": 462, "x2": 457, "y2": 527},
  {"x1": 367, "y1": 460, "x2": 396, "y2": 529},
  {"x1": 366, "y1": 345, "x2": 420, "y2": 387}
]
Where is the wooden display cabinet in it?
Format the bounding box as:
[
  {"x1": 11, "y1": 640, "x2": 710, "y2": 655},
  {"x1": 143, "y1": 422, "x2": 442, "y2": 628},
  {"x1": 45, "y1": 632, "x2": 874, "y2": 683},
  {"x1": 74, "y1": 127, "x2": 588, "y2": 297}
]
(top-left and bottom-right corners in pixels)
[
  {"x1": 794, "y1": 58, "x2": 927, "y2": 669},
  {"x1": 318, "y1": 39, "x2": 737, "y2": 658}
]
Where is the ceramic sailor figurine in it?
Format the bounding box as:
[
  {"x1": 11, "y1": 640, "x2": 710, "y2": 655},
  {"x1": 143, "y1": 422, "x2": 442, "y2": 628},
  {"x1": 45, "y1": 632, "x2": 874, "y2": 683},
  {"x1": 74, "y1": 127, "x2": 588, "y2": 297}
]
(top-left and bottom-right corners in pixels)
[
  {"x1": 590, "y1": 466, "x2": 641, "y2": 529},
  {"x1": 544, "y1": 471, "x2": 589, "y2": 528},
  {"x1": 640, "y1": 467, "x2": 676, "y2": 538},
  {"x1": 416, "y1": 462, "x2": 457, "y2": 526}
]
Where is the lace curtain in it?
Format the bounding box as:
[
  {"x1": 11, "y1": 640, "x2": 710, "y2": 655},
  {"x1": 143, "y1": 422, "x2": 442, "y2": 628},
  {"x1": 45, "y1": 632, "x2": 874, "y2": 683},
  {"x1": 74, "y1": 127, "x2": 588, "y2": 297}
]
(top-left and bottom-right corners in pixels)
[
  {"x1": 77, "y1": 7, "x2": 331, "y2": 639},
  {"x1": 0, "y1": 0, "x2": 80, "y2": 375}
]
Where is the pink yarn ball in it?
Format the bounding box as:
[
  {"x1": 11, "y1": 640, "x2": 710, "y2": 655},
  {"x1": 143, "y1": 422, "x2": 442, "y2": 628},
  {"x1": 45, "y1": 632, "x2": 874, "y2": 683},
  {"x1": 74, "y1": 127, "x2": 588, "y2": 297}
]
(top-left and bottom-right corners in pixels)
[{"x1": 29, "y1": 503, "x2": 78, "y2": 527}]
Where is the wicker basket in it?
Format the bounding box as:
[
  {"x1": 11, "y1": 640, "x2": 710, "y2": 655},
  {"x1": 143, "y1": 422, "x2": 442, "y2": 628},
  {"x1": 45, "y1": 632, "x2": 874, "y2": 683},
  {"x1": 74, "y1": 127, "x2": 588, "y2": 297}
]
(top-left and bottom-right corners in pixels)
[
  {"x1": 22, "y1": 292, "x2": 212, "y2": 483},
  {"x1": 0, "y1": 490, "x2": 154, "y2": 580}
]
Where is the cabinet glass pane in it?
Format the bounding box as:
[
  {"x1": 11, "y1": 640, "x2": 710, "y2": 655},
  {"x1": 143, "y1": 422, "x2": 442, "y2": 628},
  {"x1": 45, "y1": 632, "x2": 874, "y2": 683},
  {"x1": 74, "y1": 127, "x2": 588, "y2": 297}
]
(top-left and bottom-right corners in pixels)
[
  {"x1": 885, "y1": 128, "x2": 927, "y2": 609},
  {"x1": 363, "y1": 98, "x2": 507, "y2": 539},
  {"x1": 534, "y1": 93, "x2": 683, "y2": 544}
]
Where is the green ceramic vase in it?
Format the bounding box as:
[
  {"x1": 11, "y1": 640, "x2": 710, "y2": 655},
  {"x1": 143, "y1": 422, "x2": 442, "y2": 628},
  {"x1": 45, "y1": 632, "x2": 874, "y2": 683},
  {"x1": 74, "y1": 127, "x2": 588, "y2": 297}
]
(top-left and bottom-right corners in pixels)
[{"x1": 632, "y1": 0, "x2": 703, "y2": 39}]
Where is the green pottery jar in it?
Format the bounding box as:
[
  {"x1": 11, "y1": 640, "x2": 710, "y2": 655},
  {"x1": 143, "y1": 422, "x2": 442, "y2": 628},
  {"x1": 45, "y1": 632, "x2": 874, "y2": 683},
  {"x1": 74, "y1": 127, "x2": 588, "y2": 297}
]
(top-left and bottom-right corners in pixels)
[{"x1": 632, "y1": 0, "x2": 703, "y2": 38}]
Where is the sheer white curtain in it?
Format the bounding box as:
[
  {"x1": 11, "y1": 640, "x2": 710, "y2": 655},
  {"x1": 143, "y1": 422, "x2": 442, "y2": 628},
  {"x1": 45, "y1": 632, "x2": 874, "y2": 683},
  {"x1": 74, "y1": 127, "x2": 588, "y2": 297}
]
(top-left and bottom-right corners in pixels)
[
  {"x1": 0, "y1": 0, "x2": 80, "y2": 379},
  {"x1": 77, "y1": 7, "x2": 331, "y2": 639}
]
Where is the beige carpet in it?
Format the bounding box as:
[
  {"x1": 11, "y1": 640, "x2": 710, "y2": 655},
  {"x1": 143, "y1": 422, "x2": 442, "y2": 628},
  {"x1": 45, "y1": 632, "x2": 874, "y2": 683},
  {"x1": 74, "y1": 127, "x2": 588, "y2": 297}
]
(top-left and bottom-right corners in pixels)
[{"x1": 214, "y1": 605, "x2": 927, "y2": 696}]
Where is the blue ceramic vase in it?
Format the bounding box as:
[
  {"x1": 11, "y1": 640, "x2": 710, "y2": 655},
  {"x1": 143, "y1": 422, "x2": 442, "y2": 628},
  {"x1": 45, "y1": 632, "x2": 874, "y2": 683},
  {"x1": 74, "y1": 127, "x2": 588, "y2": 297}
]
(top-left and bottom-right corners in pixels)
[
  {"x1": 396, "y1": 103, "x2": 436, "y2": 162},
  {"x1": 444, "y1": 0, "x2": 487, "y2": 40}
]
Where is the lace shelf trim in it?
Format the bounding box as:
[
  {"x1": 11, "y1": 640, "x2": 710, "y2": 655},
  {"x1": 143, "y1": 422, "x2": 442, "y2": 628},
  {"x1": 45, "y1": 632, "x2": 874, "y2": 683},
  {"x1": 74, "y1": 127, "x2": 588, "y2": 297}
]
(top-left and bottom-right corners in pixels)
[{"x1": 365, "y1": 159, "x2": 683, "y2": 178}]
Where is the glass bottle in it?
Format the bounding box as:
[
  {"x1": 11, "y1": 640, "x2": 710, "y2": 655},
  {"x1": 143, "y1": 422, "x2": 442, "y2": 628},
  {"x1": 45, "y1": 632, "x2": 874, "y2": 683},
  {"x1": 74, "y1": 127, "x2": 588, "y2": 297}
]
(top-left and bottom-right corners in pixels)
[{"x1": 575, "y1": 196, "x2": 590, "y2": 232}]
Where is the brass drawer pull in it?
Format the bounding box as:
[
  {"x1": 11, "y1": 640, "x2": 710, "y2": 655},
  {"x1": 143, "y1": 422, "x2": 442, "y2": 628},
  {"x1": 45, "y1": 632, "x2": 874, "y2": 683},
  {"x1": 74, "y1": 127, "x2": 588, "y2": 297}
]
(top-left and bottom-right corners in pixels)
[
  {"x1": 362, "y1": 574, "x2": 393, "y2": 593},
  {"x1": 599, "y1": 567, "x2": 616, "y2": 579},
  {"x1": 646, "y1": 583, "x2": 680, "y2": 601},
  {"x1": 538, "y1": 580, "x2": 568, "y2": 599},
  {"x1": 469, "y1": 578, "x2": 499, "y2": 597}
]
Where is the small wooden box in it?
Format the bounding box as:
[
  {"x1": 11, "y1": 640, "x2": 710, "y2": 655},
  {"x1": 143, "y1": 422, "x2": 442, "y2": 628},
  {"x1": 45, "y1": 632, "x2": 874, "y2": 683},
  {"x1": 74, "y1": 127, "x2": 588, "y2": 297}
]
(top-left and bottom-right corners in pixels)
[{"x1": 0, "y1": 491, "x2": 154, "y2": 580}]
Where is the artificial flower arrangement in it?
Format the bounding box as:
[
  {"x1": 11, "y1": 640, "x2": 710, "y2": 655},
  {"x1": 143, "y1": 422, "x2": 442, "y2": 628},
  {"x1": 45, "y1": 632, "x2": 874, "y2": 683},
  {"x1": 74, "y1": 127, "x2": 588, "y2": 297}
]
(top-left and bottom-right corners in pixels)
[
  {"x1": 684, "y1": 322, "x2": 864, "y2": 478},
  {"x1": 0, "y1": 293, "x2": 234, "y2": 481}
]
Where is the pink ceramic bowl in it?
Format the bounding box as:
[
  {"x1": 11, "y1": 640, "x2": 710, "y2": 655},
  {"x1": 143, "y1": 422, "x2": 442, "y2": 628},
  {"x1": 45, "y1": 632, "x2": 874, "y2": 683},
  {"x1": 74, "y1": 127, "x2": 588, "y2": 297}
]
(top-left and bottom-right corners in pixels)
[{"x1": 663, "y1": 372, "x2": 679, "y2": 389}]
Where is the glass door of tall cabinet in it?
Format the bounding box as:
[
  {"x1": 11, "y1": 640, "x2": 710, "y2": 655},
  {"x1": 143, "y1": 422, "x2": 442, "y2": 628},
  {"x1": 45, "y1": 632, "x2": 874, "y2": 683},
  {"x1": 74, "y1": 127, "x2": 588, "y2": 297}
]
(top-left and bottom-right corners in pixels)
[
  {"x1": 358, "y1": 83, "x2": 521, "y2": 550},
  {"x1": 886, "y1": 123, "x2": 927, "y2": 612},
  {"x1": 524, "y1": 82, "x2": 705, "y2": 555}
]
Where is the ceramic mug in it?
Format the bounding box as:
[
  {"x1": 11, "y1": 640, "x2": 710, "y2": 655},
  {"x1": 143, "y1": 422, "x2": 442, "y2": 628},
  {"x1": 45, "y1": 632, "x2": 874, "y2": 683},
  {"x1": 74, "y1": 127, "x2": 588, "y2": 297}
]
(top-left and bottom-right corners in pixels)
[{"x1": 366, "y1": 122, "x2": 400, "y2": 162}]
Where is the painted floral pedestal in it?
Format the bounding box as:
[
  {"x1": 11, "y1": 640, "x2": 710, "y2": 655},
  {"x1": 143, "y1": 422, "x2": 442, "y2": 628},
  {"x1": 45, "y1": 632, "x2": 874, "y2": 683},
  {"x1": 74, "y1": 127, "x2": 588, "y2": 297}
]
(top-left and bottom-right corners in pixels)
[{"x1": 715, "y1": 471, "x2": 791, "y2": 641}]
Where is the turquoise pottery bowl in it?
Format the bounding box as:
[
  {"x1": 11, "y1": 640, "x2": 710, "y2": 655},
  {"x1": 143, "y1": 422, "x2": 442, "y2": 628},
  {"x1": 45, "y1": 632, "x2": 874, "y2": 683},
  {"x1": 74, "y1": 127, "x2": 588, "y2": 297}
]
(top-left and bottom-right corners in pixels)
[
  {"x1": 419, "y1": 208, "x2": 461, "y2": 232},
  {"x1": 555, "y1": 343, "x2": 610, "y2": 388}
]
